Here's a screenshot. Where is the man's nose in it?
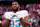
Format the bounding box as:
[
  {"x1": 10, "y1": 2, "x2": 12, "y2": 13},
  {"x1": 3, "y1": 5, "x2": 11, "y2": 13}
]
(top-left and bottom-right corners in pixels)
[{"x1": 14, "y1": 5, "x2": 16, "y2": 6}]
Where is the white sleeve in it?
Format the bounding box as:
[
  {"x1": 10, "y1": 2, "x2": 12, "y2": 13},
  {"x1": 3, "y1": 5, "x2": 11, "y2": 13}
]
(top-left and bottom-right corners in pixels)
[
  {"x1": 4, "y1": 12, "x2": 11, "y2": 19},
  {"x1": 21, "y1": 10, "x2": 28, "y2": 19},
  {"x1": 17, "y1": 10, "x2": 28, "y2": 19}
]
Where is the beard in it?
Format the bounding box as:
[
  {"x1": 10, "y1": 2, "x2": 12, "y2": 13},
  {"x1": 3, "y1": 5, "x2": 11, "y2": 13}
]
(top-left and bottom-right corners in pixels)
[{"x1": 13, "y1": 8, "x2": 18, "y2": 11}]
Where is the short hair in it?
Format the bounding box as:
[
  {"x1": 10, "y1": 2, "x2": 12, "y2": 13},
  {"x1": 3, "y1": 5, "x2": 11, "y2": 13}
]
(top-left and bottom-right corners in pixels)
[{"x1": 12, "y1": 1, "x2": 19, "y2": 5}]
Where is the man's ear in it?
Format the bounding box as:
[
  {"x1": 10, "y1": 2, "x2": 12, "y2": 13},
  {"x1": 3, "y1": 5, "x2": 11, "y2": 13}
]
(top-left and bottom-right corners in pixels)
[{"x1": 18, "y1": 5, "x2": 20, "y2": 9}]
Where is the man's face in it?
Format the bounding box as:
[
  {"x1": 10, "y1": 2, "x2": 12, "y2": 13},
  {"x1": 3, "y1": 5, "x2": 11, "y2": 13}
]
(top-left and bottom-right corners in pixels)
[{"x1": 12, "y1": 2, "x2": 19, "y2": 9}]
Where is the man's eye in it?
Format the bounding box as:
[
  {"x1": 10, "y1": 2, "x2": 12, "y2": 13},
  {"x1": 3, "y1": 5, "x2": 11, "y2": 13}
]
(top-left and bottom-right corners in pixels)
[
  {"x1": 15, "y1": 4, "x2": 17, "y2": 5},
  {"x1": 12, "y1": 4, "x2": 14, "y2": 5}
]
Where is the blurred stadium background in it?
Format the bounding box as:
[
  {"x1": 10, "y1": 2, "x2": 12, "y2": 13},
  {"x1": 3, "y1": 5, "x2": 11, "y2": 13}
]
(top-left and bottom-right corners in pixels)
[{"x1": 0, "y1": 0, "x2": 40, "y2": 27}]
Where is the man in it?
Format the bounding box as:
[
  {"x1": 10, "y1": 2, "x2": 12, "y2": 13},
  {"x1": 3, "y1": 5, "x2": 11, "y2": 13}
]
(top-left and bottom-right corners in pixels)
[{"x1": 2, "y1": 1, "x2": 30, "y2": 27}]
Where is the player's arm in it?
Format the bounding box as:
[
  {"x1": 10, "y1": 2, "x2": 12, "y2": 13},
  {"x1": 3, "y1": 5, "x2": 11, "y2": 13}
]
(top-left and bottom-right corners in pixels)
[
  {"x1": 20, "y1": 16, "x2": 30, "y2": 27},
  {"x1": 2, "y1": 12, "x2": 11, "y2": 27},
  {"x1": 19, "y1": 10, "x2": 30, "y2": 27},
  {"x1": 2, "y1": 18, "x2": 11, "y2": 27}
]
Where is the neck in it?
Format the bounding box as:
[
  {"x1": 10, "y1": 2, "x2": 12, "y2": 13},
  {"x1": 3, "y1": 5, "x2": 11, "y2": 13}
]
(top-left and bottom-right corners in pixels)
[
  {"x1": 13, "y1": 11, "x2": 18, "y2": 13},
  {"x1": 13, "y1": 9, "x2": 20, "y2": 13}
]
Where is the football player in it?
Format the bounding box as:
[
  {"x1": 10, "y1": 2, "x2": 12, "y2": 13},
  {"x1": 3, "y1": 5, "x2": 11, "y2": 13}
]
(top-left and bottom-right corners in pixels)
[{"x1": 2, "y1": 1, "x2": 30, "y2": 27}]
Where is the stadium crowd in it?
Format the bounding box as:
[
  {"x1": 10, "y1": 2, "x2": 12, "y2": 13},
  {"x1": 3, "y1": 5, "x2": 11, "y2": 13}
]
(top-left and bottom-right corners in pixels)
[{"x1": 0, "y1": 4, "x2": 40, "y2": 27}]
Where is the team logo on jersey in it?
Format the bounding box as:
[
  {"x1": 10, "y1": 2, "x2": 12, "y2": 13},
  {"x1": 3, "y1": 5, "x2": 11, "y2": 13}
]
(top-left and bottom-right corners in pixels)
[{"x1": 11, "y1": 15, "x2": 17, "y2": 19}]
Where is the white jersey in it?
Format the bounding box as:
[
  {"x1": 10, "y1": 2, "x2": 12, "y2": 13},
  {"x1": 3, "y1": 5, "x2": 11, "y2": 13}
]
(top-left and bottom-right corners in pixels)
[{"x1": 4, "y1": 10, "x2": 28, "y2": 27}]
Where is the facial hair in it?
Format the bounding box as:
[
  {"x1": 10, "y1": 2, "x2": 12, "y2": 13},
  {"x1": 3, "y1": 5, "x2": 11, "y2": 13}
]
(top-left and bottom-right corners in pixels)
[{"x1": 13, "y1": 8, "x2": 18, "y2": 11}]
